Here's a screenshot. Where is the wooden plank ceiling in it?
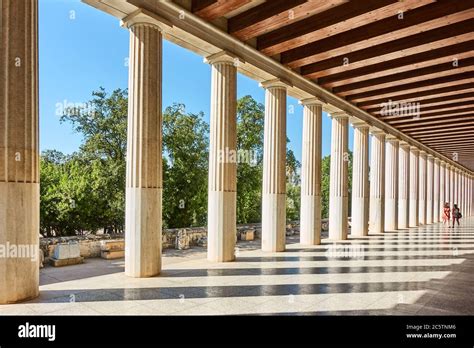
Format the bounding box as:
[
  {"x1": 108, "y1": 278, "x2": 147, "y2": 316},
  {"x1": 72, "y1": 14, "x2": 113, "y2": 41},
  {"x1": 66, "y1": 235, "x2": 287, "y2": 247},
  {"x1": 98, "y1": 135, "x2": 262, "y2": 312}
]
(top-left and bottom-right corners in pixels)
[{"x1": 190, "y1": 0, "x2": 474, "y2": 171}]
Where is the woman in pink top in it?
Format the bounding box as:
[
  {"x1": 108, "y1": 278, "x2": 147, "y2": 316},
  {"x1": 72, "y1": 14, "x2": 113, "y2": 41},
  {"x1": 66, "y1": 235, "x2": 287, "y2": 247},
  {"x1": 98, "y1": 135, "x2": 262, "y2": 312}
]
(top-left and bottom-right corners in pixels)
[{"x1": 442, "y1": 202, "x2": 450, "y2": 225}]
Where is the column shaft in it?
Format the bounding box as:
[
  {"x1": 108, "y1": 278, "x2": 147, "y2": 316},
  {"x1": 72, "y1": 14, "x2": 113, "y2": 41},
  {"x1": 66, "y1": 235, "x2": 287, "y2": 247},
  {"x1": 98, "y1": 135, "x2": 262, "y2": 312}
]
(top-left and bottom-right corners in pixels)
[
  {"x1": 409, "y1": 147, "x2": 419, "y2": 227},
  {"x1": 261, "y1": 80, "x2": 287, "y2": 252},
  {"x1": 351, "y1": 123, "x2": 370, "y2": 236},
  {"x1": 206, "y1": 53, "x2": 237, "y2": 262},
  {"x1": 125, "y1": 23, "x2": 163, "y2": 277},
  {"x1": 398, "y1": 143, "x2": 410, "y2": 229},
  {"x1": 369, "y1": 131, "x2": 386, "y2": 234},
  {"x1": 439, "y1": 162, "x2": 445, "y2": 223},
  {"x1": 0, "y1": 0, "x2": 39, "y2": 304},
  {"x1": 328, "y1": 114, "x2": 349, "y2": 240},
  {"x1": 385, "y1": 137, "x2": 398, "y2": 231},
  {"x1": 418, "y1": 152, "x2": 427, "y2": 225},
  {"x1": 300, "y1": 101, "x2": 322, "y2": 245},
  {"x1": 426, "y1": 156, "x2": 434, "y2": 224}
]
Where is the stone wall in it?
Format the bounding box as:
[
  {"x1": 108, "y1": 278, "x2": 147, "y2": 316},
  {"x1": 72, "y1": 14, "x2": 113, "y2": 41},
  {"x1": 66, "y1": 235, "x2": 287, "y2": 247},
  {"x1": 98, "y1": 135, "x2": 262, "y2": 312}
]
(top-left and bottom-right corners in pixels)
[{"x1": 40, "y1": 219, "x2": 348, "y2": 261}]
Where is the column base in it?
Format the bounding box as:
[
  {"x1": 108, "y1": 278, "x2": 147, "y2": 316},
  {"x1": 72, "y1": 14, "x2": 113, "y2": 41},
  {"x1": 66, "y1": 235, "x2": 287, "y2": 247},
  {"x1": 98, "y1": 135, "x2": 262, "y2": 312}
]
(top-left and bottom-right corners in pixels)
[
  {"x1": 300, "y1": 194, "x2": 321, "y2": 245},
  {"x1": 385, "y1": 198, "x2": 398, "y2": 231},
  {"x1": 328, "y1": 196, "x2": 348, "y2": 240},
  {"x1": 398, "y1": 199, "x2": 409, "y2": 229},
  {"x1": 369, "y1": 198, "x2": 385, "y2": 234},
  {"x1": 0, "y1": 182, "x2": 40, "y2": 304},
  {"x1": 262, "y1": 193, "x2": 286, "y2": 252},
  {"x1": 207, "y1": 190, "x2": 236, "y2": 262},
  {"x1": 125, "y1": 187, "x2": 162, "y2": 278},
  {"x1": 351, "y1": 197, "x2": 368, "y2": 236}
]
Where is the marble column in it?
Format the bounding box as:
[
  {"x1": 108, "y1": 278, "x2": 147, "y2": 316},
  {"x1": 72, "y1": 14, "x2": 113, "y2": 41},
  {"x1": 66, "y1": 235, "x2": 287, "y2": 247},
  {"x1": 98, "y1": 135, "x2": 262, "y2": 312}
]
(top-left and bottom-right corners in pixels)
[
  {"x1": 123, "y1": 17, "x2": 163, "y2": 277},
  {"x1": 409, "y1": 147, "x2": 419, "y2": 227},
  {"x1": 261, "y1": 79, "x2": 287, "y2": 252},
  {"x1": 433, "y1": 159, "x2": 440, "y2": 222},
  {"x1": 454, "y1": 169, "x2": 459, "y2": 207},
  {"x1": 461, "y1": 172, "x2": 466, "y2": 216},
  {"x1": 398, "y1": 142, "x2": 410, "y2": 229},
  {"x1": 328, "y1": 113, "x2": 349, "y2": 240},
  {"x1": 369, "y1": 130, "x2": 386, "y2": 234},
  {"x1": 439, "y1": 162, "x2": 446, "y2": 222},
  {"x1": 351, "y1": 121, "x2": 370, "y2": 237},
  {"x1": 300, "y1": 99, "x2": 322, "y2": 245},
  {"x1": 0, "y1": 0, "x2": 39, "y2": 304},
  {"x1": 469, "y1": 175, "x2": 474, "y2": 216},
  {"x1": 385, "y1": 136, "x2": 399, "y2": 231},
  {"x1": 426, "y1": 155, "x2": 434, "y2": 224},
  {"x1": 205, "y1": 52, "x2": 238, "y2": 262},
  {"x1": 449, "y1": 166, "x2": 454, "y2": 211},
  {"x1": 418, "y1": 151, "x2": 427, "y2": 225}
]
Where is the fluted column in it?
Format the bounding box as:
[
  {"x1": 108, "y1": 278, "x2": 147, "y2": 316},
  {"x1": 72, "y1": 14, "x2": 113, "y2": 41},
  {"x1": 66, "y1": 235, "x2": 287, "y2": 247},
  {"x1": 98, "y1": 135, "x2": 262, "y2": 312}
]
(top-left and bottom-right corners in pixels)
[
  {"x1": 122, "y1": 17, "x2": 163, "y2": 277},
  {"x1": 426, "y1": 155, "x2": 434, "y2": 224},
  {"x1": 469, "y1": 175, "x2": 474, "y2": 216},
  {"x1": 409, "y1": 147, "x2": 419, "y2": 227},
  {"x1": 0, "y1": 0, "x2": 39, "y2": 304},
  {"x1": 351, "y1": 121, "x2": 370, "y2": 236},
  {"x1": 461, "y1": 172, "x2": 466, "y2": 216},
  {"x1": 300, "y1": 99, "x2": 322, "y2": 245},
  {"x1": 205, "y1": 52, "x2": 238, "y2": 262},
  {"x1": 449, "y1": 166, "x2": 454, "y2": 211},
  {"x1": 398, "y1": 142, "x2": 410, "y2": 229},
  {"x1": 418, "y1": 151, "x2": 427, "y2": 225},
  {"x1": 433, "y1": 158, "x2": 440, "y2": 223},
  {"x1": 369, "y1": 130, "x2": 386, "y2": 234},
  {"x1": 439, "y1": 162, "x2": 446, "y2": 222},
  {"x1": 453, "y1": 167, "x2": 459, "y2": 206},
  {"x1": 458, "y1": 170, "x2": 464, "y2": 215},
  {"x1": 328, "y1": 113, "x2": 349, "y2": 240},
  {"x1": 384, "y1": 136, "x2": 398, "y2": 231},
  {"x1": 261, "y1": 79, "x2": 287, "y2": 252}
]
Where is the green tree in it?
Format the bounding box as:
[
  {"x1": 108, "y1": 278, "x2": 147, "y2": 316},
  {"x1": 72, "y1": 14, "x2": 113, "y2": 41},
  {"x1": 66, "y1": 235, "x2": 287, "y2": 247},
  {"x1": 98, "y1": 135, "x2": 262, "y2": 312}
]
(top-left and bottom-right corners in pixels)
[
  {"x1": 162, "y1": 104, "x2": 209, "y2": 228},
  {"x1": 236, "y1": 95, "x2": 264, "y2": 224},
  {"x1": 286, "y1": 148, "x2": 301, "y2": 221},
  {"x1": 320, "y1": 151, "x2": 353, "y2": 219}
]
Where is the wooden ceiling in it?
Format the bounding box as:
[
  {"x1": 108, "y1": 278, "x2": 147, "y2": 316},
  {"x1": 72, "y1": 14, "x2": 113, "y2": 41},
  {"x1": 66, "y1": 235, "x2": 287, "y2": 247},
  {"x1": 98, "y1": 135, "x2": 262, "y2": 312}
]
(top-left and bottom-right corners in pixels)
[{"x1": 190, "y1": 0, "x2": 474, "y2": 171}]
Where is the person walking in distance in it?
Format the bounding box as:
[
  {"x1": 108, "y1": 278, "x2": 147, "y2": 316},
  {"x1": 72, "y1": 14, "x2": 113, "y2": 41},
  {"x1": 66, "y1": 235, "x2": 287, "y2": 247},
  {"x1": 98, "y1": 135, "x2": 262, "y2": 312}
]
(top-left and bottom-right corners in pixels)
[
  {"x1": 443, "y1": 202, "x2": 450, "y2": 226},
  {"x1": 451, "y1": 204, "x2": 461, "y2": 228}
]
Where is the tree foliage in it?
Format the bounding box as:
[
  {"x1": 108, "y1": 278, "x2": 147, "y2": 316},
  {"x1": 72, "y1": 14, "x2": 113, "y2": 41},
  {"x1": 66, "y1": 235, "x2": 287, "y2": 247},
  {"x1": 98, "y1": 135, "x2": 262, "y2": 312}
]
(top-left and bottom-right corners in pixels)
[{"x1": 41, "y1": 90, "x2": 350, "y2": 235}]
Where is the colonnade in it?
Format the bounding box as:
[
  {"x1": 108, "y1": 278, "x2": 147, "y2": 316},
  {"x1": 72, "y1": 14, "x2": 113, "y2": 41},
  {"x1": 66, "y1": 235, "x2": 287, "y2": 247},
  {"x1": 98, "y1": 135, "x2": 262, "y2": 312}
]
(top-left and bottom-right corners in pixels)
[{"x1": 1, "y1": 2, "x2": 474, "y2": 304}]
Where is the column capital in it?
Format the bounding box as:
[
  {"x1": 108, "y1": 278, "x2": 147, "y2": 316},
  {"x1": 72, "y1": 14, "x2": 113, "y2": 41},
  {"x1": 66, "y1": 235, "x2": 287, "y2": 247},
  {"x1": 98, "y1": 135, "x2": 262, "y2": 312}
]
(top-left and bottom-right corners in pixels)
[
  {"x1": 419, "y1": 150, "x2": 427, "y2": 158},
  {"x1": 120, "y1": 9, "x2": 172, "y2": 31},
  {"x1": 259, "y1": 78, "x2": 291, "y2": 90},
  {"x1": 399, "y1": 140, "x2": 411, "y2": 148},
  {"x1": 351, "y1": 119, "x2": 370, "y2": 129},
  {"x1": 369, "y1": 127, "x2": 386, "y2": 136},
  {"x1": 434, "y1": 158, "x2": 441, "y2": 164},
  {"x1": 299, "y1": 97, "x2": 324, "y2": 106},
  {"x1": 410, "y1": 146, "x2": 419, "y2": 153},
  {"x1": 204, "y1": 51, "x2": 244, "y2": 66},
  {"x1": 386, "y1": 134, "x2": 399, "y2": 142},
  {"x1": 427, "y1": 154, "x2": 434, "y2": 160},
  {"x1": 330, "y1": 111, "x2": 349, "y2": 120}
]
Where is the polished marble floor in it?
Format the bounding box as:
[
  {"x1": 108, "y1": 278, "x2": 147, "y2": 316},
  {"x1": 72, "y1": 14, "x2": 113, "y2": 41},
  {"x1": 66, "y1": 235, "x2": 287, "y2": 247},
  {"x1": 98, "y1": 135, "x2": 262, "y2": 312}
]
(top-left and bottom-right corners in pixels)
[{"x1": 2, "y1": 217, "x2": 474, "y2": 315}]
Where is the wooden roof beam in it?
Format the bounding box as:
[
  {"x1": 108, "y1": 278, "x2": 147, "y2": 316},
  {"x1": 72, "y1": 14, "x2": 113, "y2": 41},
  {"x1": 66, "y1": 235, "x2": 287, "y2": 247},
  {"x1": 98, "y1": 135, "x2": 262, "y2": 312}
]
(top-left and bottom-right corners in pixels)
[
  {"x1": 346, "y1": 72, "x2": 474, "y2": 102},
  {"x1": 281, "y1": 2, "x2": 474, "y2": 67},
  {"x1": 356, "y1": 84, "x2": 474, "y2": 108},
  {"x1": 303, "y1": 20, "x2": 474, "y2": 80},
  {"x1": 192, "y1": 0, "x2": 252, "y2": 20},
  {"x1": 315, "y1": 41, "x2": 474, "y2": 85}
]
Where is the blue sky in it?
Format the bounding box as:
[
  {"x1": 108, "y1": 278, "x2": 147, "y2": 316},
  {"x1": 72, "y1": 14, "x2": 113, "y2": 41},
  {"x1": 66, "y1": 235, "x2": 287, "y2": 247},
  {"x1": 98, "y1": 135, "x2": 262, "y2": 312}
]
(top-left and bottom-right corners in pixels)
[{"x1": 39, "y1": 0, "x2": 354, "y2": 162}]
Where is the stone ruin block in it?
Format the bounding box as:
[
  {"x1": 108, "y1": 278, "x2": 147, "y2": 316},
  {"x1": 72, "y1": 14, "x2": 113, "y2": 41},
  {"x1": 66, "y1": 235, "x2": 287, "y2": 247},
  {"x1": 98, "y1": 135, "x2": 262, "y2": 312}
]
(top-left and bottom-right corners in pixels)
[
  {"x1": 50, "y1": 242, "x2": 83, "y2": 267},
  {"x1": 240, "y1": 229, "x2": 255, "y2": 241},
  {"x1": 100, "y1": 240, "x2": 125, "y2": 259},
  {"x1": 176, "y1": 229, "x2": 190, "y2": 250}
]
